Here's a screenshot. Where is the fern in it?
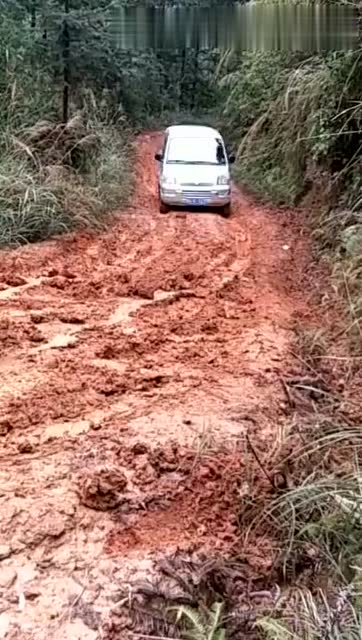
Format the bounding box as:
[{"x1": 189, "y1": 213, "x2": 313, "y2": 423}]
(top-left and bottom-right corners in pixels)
[
  {"x1": 173, "y1": 602, "x2": 226, "y2": 640},
  {"x1": 256, "y1": 618, "x2": 296, "y2": 640}
]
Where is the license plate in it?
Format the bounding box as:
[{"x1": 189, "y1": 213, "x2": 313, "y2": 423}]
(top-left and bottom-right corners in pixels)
[{"x1": 184, "y1": 198, "x2": 210, "y2": 206}]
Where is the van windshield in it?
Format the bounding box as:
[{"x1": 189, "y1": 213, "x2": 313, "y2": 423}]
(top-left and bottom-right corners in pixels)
[{"x1": 166, "y1": 137, "x2": 226, "y2": 165}]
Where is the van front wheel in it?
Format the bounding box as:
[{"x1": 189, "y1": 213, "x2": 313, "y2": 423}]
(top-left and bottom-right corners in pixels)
[
  {"x1": 220, "y1": 203, "x2": 231, "y2": 218},
  {"x1": 159, "y1": 201, "x2": 169, "y2": 214}
]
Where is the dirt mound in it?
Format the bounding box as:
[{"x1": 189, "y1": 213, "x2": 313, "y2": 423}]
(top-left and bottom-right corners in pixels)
[
  {"x1": 0, "y1": 316, "x2": 44, "y2": 350},
  {"x1": 104, "y1": 443, "x2": 256, "y2": 554},
  {"x1": 78, "y1": 468, "x2": 128, "y2": 511}
]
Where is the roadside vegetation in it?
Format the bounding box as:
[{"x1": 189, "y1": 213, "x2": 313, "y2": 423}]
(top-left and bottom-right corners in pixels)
[
  {"x1": 0, "y1": 1, "x2": 219, "y2": 245},
  {"x1": 217, "y1": 49, "x2": 362, "y2": 357},
  {"x1": 0, "y1": 113, "x2": 132, "y2": 246}
]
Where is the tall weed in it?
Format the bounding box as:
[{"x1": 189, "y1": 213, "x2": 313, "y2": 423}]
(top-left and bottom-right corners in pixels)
[{"x1": 0, "y1": 114, "x2": 133, "y2": 247}]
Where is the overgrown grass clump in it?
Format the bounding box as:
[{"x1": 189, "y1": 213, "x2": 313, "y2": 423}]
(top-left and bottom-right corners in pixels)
[
  {"x1": 218, "y1": 50, "x2": 362, "y2": 351},
  {"x1": 239, "y1": 419, "x2": 362, "y2": 640},
  {"x1": 0, "y1": 113, "x2": 133, "y2": 247},
  {"x1": 219, "y1": 51, "x2": 361, "y2": 207}
]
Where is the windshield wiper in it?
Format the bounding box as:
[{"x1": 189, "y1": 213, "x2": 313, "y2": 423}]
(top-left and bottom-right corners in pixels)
[{"x1": 168, "y1": 161, "x2": 219, "y2": 166}]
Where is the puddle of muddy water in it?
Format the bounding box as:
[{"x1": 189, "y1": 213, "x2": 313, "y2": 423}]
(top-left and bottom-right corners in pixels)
[
  {"x1": 92, "y1": 358, "x2": 128, "y2": 373},
  {"x1": 106, "y1": 297, "x2": 152, "y2": 326},
  {"x1": 0, "y1": 277, "x2": 44, "y2": 300},
  {"x1": 106, "y1": 290, "x2": 182, "y2": 328},
  {"x1": 35, "y1": 333, "x2": 79, "y2": 350},
  {"x1": 127, "y1": 409, "x2": 247, "y2": 446},
  {"x1": 41, "y1": 419, "x2": 90, "y2": 442}
]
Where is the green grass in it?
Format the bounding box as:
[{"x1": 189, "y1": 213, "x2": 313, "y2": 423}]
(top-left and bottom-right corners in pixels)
[
  {"x1": 0, "y1": 155, "x2": 67, "y2": 246},
  {"x1": 238, "y1": 421, "x2": 362, "y2": 640},
  {"x1": 311, "y1": 202, "x2": 362, "y2": 354},
  {"x1": 241, "y1": 422, "x2": 362, "y2": 571},
  {"x1": 257, "y1": 585, "x2": 362, "y2": 640},
  {"x1": 173, "y1": 603, "x2": 226, "y2": 640},
  {"x1": 0, "y1": 116, "x2": 133, "y2": 247},
  {"x1": 218, "y1": 50, "x2": 362, "y2": 356}
]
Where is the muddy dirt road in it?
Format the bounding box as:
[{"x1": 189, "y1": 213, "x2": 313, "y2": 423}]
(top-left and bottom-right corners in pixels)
[{"x1": 0, "y1": 133, "x2": 313, "y2": 639}]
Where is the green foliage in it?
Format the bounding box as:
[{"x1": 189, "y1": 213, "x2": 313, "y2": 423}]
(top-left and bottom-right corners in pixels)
[
  {"x1": 218, "y1": 51, "x2": 362, "y2": 205},
  {"x1": 257, "y1": 587, "x2": 362, "y2": 640},
  {"x1": 174, "y1": 603, "x2": 226, "y2": 640},
  {"x1": 218, "y1": 48, "x2": 362, "y2": 339},
  {"x1": 0, "y1": 113, "x2": 132, "y2": 246},
  {"x1": 240, "y1": 421, "x2": 362, "y2": 589},
  {"x1": 83, "y1": 120, "x2": 133, "y2": 210},
  {"x1": 0, "y1": 155, "x2": 67, "y2": 246},
  {"x1": 0, "y1": 1, "x2": 222, "y2": 127},
  {"x1": 0, "y1": 0, "x2": 223, "y2": 247}
]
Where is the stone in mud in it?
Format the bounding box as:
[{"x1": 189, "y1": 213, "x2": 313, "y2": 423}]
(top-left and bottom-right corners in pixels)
[
  {"x1": 131, "y1": 442, "x2": 148, "y2": 455},
  {"x1": 0, "y1": 568, "x2": 17, "y2": 590},
  {"x1": 78, "y1": 468, "x2": 128, "y2": 511},
  {"x1": 17, "y1": 438, "x2": 35, "y2": 454},
  {"x1": 45, "y1": 267, "x2": 59, "y2": 277},
  {"x1": 48, "y1": 276, "x2": 68, "y2": 290},
  {"x1": 0, "y1": 547, "x2": 11, "y2": 561},
  {"x1": 89, "y1": 421, "x2": 102, "y2": 431},
  {"x1": 0, "y1": 420, "x2": 12, "y2": 436},
  {"x1": 5, "y1": 275, "x2": 27, "y2": 287},
  {"x1": 131, "y1": 455, "x2": 157, "y2": 485},
  {"x1": 30, "y1": 311, "x2": 47, "y2": 324},
  {"x1": 29, "y1": 328, "x2": 45, "y2": 343},
  {"x1": 23, "y1": 586, "x2": 41, "y2": 601}
]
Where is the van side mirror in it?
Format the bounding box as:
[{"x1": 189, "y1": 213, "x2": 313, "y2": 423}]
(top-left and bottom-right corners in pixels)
[
  {"x1": 155, "y1": 152, "x2": 163, "y2": 162},
  {"x1": 228, "y1": 153, "x2": 236, "y2": 164}
]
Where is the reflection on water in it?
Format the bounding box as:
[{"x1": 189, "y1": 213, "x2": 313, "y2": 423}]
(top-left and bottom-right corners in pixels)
[{"x1": 107, "y1": 4, "x2": 358, "y2": 50}]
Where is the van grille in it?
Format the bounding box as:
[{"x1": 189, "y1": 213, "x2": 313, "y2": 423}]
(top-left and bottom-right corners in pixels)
[
  {"x1": 180, "y1": 182, "x2": 213, "y2": 187},
  {"x1": 181, "y1": 190, "x2": 213, "y2": 198}
]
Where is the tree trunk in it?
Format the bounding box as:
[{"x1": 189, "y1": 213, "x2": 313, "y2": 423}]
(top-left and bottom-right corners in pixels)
[
  {"x1": 179, "y1": 48, "x2": 187, "y2": 111},
  {"x1": 31, "y1": 0, "x2": 36, "y2": 28},
  {"x1": 62, "y1": 0, "x2": 70, "y2": 123},
  {"x1": 191, "y1": 49, "x2": 199, "y2": 110}
]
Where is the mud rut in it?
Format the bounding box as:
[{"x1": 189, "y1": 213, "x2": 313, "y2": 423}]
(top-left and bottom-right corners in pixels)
[{"x1": 0, "y1": 133, "x2": 312, "y2": 639}]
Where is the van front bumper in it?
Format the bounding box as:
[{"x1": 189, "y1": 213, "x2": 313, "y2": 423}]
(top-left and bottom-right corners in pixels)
[{"x1": 160, "y1": 188, "x2": 231, "y2": 208}]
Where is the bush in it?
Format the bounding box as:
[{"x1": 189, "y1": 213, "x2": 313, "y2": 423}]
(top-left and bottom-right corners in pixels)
[
  {"x1": 218, "y1": 50, "x2": 362, "y2": 348},
  {"x1": 0, "y1": 114, "x2": 133, "y2": 247},
  {"x1": 218, "y1": 52, "x2": 362, "y2": 205}
]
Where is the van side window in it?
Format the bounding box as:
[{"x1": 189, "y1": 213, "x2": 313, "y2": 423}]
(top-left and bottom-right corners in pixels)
[
  {"x1": 216, "y1": 139, "x2": 226, "y2": 164},
  {"x1": 162, "y1": 133, "x2": 168, "y2": 159}
]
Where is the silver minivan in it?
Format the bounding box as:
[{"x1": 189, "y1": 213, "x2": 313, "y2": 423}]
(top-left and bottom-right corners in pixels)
[{"x1": 155, "y1": 125, "x2": 235, "y2": 216}]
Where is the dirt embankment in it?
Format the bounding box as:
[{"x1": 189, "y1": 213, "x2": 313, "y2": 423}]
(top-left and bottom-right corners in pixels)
[{"x1": 0, "y1": 132, "x2": 318, "y2": 639}]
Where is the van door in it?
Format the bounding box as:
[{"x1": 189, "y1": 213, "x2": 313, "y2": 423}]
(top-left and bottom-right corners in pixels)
[{"x1": 157, "y1": 132, "x2": 168, "y2": 189}]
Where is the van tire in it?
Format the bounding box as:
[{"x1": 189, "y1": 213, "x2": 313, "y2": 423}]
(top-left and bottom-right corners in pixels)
[
  {"x1": 220, "y1": 203, "x2": 231, "y2": 218},
  {"x1": 159, "y1": 201, "x2": 169, "y2": 214}
]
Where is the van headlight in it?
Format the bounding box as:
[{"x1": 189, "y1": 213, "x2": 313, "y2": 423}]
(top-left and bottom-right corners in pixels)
[
  {"x1": 161, "y1": 176, "x2": 177, "y2": 186},
  {"x1": 217, "y1": 176, "x2": 230, "y2": 185}
]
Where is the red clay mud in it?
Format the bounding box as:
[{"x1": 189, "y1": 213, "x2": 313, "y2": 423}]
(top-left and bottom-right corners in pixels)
[
  {"x1": 0, "y1": 132, "x2": 315, "y2": 639},
  {"x1": 105, "y1": 449, "x2": 244, "y2": 555}
]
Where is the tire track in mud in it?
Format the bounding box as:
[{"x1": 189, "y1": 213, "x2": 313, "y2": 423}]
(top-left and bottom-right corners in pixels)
[{"x1": 0, "y1": 132, "x2": 312, "y2": 639}]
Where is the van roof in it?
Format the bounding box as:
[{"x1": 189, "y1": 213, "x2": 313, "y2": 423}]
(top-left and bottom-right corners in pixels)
[{"x1": 166, "y1": 125, "x2": 221, "y2": 139}]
